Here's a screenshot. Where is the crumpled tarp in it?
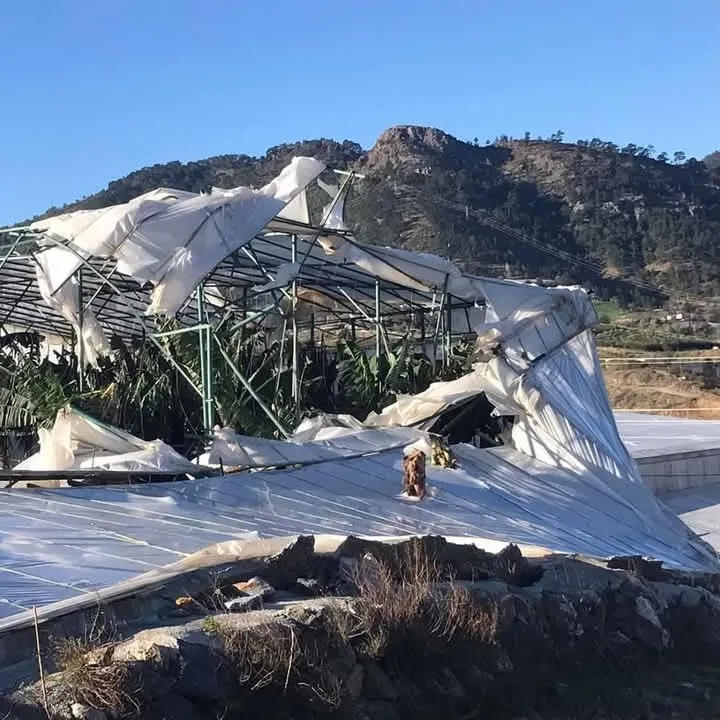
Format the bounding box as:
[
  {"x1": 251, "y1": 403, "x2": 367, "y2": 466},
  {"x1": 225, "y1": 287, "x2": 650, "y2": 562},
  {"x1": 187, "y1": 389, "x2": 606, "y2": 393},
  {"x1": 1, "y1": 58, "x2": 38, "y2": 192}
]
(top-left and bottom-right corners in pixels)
[
  {"x1": 30, "y1": 157, "x2": 325, "y2": 364},
  {"x1": 15, "y1": 406, "x2": 199, "y2": 475}
]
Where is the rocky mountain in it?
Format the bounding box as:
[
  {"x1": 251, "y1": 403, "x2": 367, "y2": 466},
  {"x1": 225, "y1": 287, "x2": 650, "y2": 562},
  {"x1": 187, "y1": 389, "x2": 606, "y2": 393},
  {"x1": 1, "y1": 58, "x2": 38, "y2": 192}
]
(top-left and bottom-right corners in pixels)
[{"x1": 31, "y1": 126, "x2": 720, "y2": 304}]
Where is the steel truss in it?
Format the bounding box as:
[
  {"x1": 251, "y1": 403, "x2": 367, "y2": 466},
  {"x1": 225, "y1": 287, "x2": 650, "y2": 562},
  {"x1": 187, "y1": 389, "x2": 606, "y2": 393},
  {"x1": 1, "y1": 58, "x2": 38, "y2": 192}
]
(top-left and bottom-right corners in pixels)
[{"x1": 0, "y1": 176, "x2": 480, "y2": 438}]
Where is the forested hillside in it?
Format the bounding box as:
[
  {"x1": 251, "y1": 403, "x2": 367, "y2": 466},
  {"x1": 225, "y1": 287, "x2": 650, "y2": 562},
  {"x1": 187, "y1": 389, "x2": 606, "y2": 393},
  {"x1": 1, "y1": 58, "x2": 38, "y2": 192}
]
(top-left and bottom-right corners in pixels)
[{"x1": 29, "y1": 126, "x2": 720, "y2": 305}]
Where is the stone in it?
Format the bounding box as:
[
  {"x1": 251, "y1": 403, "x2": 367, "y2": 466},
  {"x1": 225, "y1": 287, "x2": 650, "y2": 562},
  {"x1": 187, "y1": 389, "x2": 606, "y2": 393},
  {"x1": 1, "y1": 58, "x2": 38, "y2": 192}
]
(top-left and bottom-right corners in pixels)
[
  {"x1": 143, "y1": 693, "x2": 206, "y2": 720},
  {"x1": 262, "y1": 534, "x2": 315, "y2": 589},
  {"x1": 0, "y1": 696, "x2": 47, "y2": 720},
  {"x1": 224, "y1": 594, "x2": 264, "y2": 612},
  {"x1": 535, "y1": 557, "x2": 629, "y2": 594},
  {"x1": 365, "y1": 700, "x2": 401, "y2": 720},
  {"x1": 607, "y1": 555, "x2": 666, "y2": 581},
  {"x1": 363, "y1": 660, "x2": 398, "y2": 701},
  {"x1": 631, "y1": 596, "x2": 669, "y2": 651},
  {"x1": 662, "y1": 585, "x2": 720, "y2": 662},
  {"x1": 231, "y1": 576, "x2": 275, "y2": 600},
  {"x1": 675, "y1": 681, "x2": 711, "y2": 702},
  {"x1": 430, "y1": 667, "x2": 465, "y2": 698},
  {"x1": 326, "y1": 641, "x2": 357, "y2": 678},
  {"x1": 542, "y1": 592, "x2": 583, "y2": 641},
  {"x1": 493, "y1": 650, "x2": 514, "y2": 673},
  {"x1": 346, "y1": 664, "x2": 365, "y2": 701},
  {"x1": 172, "y1": 639, "x2": 235, "y2": 701},
  {"x1": 293, "y1": 577, "x2": 323, "y2": 596},
  {"x1": 461, "y1": 665, "x2": 495, "y2": 694},
  {"x1": 110, "y1": 623, "x2": 233, "y2": 701}
]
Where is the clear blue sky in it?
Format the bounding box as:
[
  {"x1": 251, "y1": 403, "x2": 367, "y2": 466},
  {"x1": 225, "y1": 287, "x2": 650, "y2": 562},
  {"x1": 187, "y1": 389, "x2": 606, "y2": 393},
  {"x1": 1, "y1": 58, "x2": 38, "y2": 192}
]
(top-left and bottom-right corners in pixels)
[{"x1": 1, "y1": 0, "x2": 718, "y2": 225}]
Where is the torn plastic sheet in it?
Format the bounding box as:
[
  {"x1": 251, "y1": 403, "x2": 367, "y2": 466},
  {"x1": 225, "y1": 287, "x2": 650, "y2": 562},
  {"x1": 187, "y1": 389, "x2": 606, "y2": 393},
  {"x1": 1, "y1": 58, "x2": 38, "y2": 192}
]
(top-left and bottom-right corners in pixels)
[
  {"x1": 29, "y1": 157, "x2": 325, "y2": 363},
  {"x1": 34, "y1": 266, "x2": 110, "y2": 367},
  {"x1": 364, "y1": 365, "x2": 516, "y2": 428},
  {"x1": 147, "y1": 158, "x2": 325, "y2": 315},
  {"x1": 14, "y1": 406, "x2": 198, "y2": 475}
]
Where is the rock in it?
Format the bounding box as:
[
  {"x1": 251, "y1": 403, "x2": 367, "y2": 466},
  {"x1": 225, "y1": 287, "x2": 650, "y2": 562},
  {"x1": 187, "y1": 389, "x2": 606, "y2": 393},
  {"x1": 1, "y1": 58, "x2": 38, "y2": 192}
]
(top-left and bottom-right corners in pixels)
[
  {"x1": 429, "y1": 667, "x2": 465, "y2": 698},
  {"x1": 172, "y1": 639, "x2": 235, "y2": 701},
  {"x1": 0, "y1": 697, "x2": 47, "y2": 720},
  {"x1": 363, "y1": 660, "x2": 397, "y2": 701},
  {"x1": 675, "y1": 681, "x2": 711, "y2": 702},
  {"x1": 224, "y1": 594, "x2": 264, "y2": 612},
  {"x1": 466, "y1": 579, "x2": 509, "y2": 596},
  {"x1": 493, "y1": 650, "x2": 514, "y2": 673},
  {"x1": 70, "y1": 704, "x2": 106, "y2": 720},
  {"x1": 631, "y1": 596, "x2": 669, "y2": 651},
  {"x1": 262, "y1": 534, "x2": 315, "y2": 589},
  {"x1": 346, "y1": 664, "x2": 364, "y2": 701},
  {"x1": 535, "y1": 557, "x2": 628, "y2": 594},
  {"x1": 494, "y1": 544, "x2": 544, "y2": 586},
  {"x1": 338, "y1": 556, "x2": 359, "y2": 582},
  {"x1": 293, "y1": 577, "x2": 323, "y2": 596},
  {"x1": 542, "y1": 592, "x2": 583, "y2": 642},
  {"x1": 111, "y1": 623, "x2": 233, "y2": 702},
  {"x1": 143, "y1": 693, "x2": 206, "y2": 720},
  {"x1": 461, "y1": 665, "x2": 495, "y2": 694},
  {"x1": 662, "y1": 585, "x2": 720, "y2": 662},
  {"x1": 365, "y1": 700, "x2": 401, "y2": 720},
  {"x1": 231, "y1": 577, "x2": 275, "y2": 600},
  {"x1": 326, "y1": 641, "x2": 357, "y2": 678},
  {"x1": 607, "y1": 555, "x2": 666, "y2": 581}
]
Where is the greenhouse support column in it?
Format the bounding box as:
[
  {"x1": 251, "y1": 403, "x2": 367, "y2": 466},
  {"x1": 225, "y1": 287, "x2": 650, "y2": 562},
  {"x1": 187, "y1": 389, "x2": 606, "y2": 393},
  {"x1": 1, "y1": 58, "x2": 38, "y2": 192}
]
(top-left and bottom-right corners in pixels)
[
  {"x1": 77, "y1": 268, "x2": 85, "y2": 392},
  {"x1": 375, "y1": 279, "x2": 381, "y2": 359},
  {"x1": 291, "y1": 234, "x2": 299, "y2": 409},
  {"x1": 445, "y1": 295, "x2": 453, "y2": 369},
  {"x1": 196, "y1": 285, "x2": 213, "y2": 434}
]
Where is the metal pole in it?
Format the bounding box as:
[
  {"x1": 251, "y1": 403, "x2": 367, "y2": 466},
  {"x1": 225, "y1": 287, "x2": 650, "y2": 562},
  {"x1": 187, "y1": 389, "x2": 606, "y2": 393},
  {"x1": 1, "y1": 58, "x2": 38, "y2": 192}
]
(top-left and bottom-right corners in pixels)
[
  {"x1": 77, "y1": 268, "x2": 85, "y2": 392},
  {"x1": 213, "y1": 333, "x2": 290, "y2": 438},
  {"x1": 375, "y1": 279, "x2": 381, "y2": 360},
  {"x1": 291, "y1": 234, "x2": 299, "y2": 410},
  {"x1": 196, "y1": 285, "x2": 213, "y2": 433},
  {"x1": 275, "y1": 316, "x2": 288, "y2": 400},
  {"x1": 440, "y1": 293, "x2": 447, "y2": 370},
  {"x1": 204, "y1": 323, "x2": 213, "y2": 430},
  {"x1": 446, "y1": 294, "x2": 453, "y2": 369}
]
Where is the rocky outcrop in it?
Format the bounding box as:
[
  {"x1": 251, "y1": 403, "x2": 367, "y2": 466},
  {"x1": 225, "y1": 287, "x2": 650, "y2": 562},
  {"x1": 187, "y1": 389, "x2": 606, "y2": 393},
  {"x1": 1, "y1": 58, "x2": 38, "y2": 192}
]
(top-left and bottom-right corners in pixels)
[{"x1": 6, "y1": 540, "x2": 720, "y2": 720}]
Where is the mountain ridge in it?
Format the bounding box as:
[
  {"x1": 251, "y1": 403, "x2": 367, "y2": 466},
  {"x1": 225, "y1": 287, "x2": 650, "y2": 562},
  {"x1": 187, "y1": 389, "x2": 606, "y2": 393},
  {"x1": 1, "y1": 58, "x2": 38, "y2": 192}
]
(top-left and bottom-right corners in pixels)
[{"x1": 25, "y1": 125, "x2": 720, "y2": 304}]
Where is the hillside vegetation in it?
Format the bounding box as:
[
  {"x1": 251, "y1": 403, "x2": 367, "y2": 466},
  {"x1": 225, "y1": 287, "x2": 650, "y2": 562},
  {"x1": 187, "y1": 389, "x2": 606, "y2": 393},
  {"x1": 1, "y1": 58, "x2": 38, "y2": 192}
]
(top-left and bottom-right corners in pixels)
[{"x1": 28, "y1": 126, "x2": 720, "y2": 305}]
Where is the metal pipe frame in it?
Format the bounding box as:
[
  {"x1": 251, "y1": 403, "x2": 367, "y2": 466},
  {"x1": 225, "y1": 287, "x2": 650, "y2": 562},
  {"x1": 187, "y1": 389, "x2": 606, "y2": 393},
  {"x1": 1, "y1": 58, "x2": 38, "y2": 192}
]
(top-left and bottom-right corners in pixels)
[{"x1": 0, "y1": 202, "x2": 482, "y2": 444}]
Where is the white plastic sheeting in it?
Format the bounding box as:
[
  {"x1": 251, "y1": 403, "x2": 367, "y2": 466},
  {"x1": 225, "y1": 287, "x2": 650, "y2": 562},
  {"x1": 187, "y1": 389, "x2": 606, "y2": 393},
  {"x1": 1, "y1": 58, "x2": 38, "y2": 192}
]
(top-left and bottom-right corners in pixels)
[
  {"x1": 200, "y1": 424, "x2": 425, "y2": 468},
  {"x1": 615, "y1": 412, "x2": 720, "y2": 458},
  {"x1": 29, "y1": 158, "x2": 325, "y2": 363},
  {"x1": 15, "y1": 407, "x2": 199, "y2": 475},
  {"x1": 0, "y1": 439, "x2": 715, "y2": 621},
  {"x1": 365, "y1": 365, "x2": 515, "y2": 428}
]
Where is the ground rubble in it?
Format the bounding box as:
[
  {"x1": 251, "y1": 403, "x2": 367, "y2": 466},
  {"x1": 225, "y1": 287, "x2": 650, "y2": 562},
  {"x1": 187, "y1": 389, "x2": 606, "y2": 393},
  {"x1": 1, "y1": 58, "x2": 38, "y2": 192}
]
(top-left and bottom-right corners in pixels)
[{"x1": 5, "y1": 536, "x2": 720, "y2": 720}]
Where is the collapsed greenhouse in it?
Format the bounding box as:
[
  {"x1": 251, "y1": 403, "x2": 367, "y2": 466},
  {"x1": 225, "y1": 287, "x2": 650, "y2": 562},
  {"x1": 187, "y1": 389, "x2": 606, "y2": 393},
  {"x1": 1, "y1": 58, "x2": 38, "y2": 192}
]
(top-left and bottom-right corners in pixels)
[{"x1": 0, "y1": 155, "x2": 716, "y2": 629}]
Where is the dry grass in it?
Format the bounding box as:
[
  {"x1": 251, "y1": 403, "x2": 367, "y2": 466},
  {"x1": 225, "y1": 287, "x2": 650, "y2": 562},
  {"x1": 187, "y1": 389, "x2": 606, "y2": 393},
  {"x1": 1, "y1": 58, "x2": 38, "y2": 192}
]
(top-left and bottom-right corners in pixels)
[
  {"x1": 206, "y1": 614, "x2": 346, "y2": 712},
  {"x1": 350, "y1": 543, "x2": 498, "y2": 662},
  {"x1": 219, "y1": 620, "x2": 301, "y2": 691},
  {"x1": 52, "y1": 636, "x2": 140, "y2": 718},
  {"x1": 604, "y1": 365, "x2": 720, "y2": 418}
]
